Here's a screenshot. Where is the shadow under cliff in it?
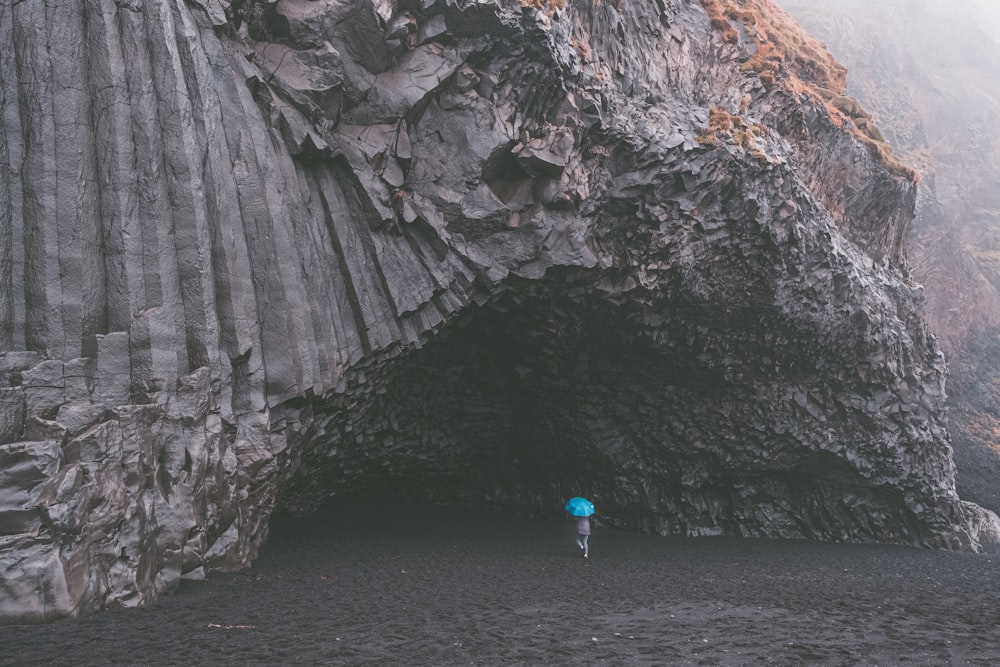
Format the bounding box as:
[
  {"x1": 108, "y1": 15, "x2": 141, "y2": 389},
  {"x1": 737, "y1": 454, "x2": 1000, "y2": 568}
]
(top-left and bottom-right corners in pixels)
[{"x1": 275, "y1": 266, "x2": 957, "y2": 545}]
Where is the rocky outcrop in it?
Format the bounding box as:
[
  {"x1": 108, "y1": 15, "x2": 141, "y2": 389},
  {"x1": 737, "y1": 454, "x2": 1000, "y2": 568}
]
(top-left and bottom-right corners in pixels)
[
  {"x1": 1, "y1": 0, "x2": 996, "y2": 622},
  {"x1": 778, "y1": 0, "x2": 1000, "y2": 518}
]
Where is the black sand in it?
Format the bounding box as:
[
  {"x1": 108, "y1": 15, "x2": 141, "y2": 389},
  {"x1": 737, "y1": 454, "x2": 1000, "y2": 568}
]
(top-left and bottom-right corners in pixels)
[{"x1": 2, "y1": 501, "x2": 999, "y2": 666}]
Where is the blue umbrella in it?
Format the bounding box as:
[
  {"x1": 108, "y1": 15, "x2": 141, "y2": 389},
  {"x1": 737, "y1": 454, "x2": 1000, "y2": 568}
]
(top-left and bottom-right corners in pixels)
[{"x1": 565, "y1": 497, "x2": 594, "y2": 517}]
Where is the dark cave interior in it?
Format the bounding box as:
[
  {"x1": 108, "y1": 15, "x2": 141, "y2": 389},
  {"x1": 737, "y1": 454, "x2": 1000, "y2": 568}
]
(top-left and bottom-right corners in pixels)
[{"x1": 273, "y1": 271, "x2": 891, "y2": 540}]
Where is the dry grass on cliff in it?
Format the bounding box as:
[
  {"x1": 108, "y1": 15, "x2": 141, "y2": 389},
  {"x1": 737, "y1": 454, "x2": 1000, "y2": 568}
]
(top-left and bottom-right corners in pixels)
[
  {"x1": 520, "y1": 0, "x2": 566, "y2": 14},
  {"x1": 701, "y1": 0, "x2": 920, "y2": 183},
  {"x1": 698, "y1": 107, "x2": 770, "y2": 163},
  {"x1": 701, "y1": 0, "x2": 741, "y2": 43}
]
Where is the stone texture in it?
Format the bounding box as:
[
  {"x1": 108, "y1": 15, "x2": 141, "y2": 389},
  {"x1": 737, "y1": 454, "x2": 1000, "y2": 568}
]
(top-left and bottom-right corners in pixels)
[
  {"x1": 0, "y1": 0, "x2": 997, "y2": 623},
  {"x1": 778, "y1": 0, "x2": 1000, "y2": 520}
]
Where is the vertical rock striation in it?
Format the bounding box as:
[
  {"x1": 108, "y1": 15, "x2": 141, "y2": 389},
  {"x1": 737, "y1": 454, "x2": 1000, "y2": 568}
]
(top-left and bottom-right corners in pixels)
[{"x1": 0, "y1": 0, "x2": 996, "y2": 621}]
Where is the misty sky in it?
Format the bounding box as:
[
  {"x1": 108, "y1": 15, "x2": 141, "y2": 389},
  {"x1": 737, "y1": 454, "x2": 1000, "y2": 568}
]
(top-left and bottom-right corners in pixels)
[
  {"x1": 777, "y1": 0, "x2": 1000, "y2": 46},
  {"x1": 906, "y1": 0, "x2": 1000, "y2": 44},
  {"x1": 968, "y1": 0, "x2": 1000, "y2": 42}
]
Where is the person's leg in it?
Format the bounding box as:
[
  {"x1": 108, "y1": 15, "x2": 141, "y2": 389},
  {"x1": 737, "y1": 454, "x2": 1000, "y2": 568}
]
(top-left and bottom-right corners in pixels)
[
  {"x1": 581, "y1": 534, "x2": 589, "y2": 557},
  {"x1": 576, "y1": 535, "x2": 584, "y2": 550}
]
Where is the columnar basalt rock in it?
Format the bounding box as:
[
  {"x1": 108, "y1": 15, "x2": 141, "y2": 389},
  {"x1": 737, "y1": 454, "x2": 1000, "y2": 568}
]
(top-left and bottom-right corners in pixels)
[
  {"x1": 778, "y1": 0, "x2": 1000, "y2": 524},
  {"x1": 0, "y1": 0, "x2": 997, "y2": 622}
]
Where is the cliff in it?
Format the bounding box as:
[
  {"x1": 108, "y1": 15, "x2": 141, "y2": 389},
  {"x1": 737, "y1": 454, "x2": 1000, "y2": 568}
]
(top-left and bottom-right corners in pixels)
[
  {"x1": 778, "y1": 0, "x2": 1000, "y2": 523},
  {"x1": 1, "y1": 0, "x2": 996, "y2": 622}
]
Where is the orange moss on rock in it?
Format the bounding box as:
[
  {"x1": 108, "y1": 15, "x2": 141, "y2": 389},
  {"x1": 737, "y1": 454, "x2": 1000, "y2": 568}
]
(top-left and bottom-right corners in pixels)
[
  {"x1": 701, "y1": 0, "x2": 740, "y2": 43},
  {"x1": 699, "y1": 0, "x2": 919, "y2": 183},
  {"x1": 521, "y1": 0, "x2": 566, "y2": 14},
  {"x1": 709, "y1": 107, "x2": 736, "y2": 132},
  {"x1": 700, "y1": 106, "x2": 770, "y2": 163}
]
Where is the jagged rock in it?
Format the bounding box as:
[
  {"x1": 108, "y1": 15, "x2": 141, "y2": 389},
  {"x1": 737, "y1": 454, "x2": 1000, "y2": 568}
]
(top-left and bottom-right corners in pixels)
[
  {"x1": 0, "y1": 0, "x2": 997, "y2": 623},
  {"x1": 779, "y1": 0, "x2": 1000, "y2": 519}
]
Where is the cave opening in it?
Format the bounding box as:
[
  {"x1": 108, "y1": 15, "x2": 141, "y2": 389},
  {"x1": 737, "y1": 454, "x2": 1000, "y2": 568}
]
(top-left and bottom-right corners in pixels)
[
  {"x1": 273, "y1": 269, "x2": 889, "y2": 540},
  {"x1": 274, "y1": 269, "x2": 755, "y2": 536}
]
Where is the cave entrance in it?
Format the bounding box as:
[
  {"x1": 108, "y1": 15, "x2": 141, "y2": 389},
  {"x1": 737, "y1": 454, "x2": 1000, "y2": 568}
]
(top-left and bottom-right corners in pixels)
[
  {"x1": 352, "y1": 286, "x2": 657, "y2": 520},
  {"x1": 275, "y1": 269, "x2": 744, "y2": 535},
  {"x1": 272, "y1": 267, "x2": 912, "y2": 543}
]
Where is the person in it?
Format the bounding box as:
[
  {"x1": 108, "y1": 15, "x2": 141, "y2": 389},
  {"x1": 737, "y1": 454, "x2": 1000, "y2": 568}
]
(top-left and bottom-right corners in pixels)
[{"x1": 575, "y1": 514, "x2": 591, "y2": 558}]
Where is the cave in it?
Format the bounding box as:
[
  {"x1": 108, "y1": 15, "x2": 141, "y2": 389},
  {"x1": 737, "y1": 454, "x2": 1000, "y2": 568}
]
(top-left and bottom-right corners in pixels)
[
  {"x1": 273, "y1": 268, "x2": 910, "y2": 542},
  {"x1": 276, "y1": 272, "x2": 683, "y2": 524}
]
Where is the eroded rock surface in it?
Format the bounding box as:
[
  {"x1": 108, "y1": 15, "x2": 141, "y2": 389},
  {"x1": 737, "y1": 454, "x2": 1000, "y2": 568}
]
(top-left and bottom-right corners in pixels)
[
  {"x1": 778, "y1": 0, "x2": 1000, "y2": 520},
  {"x1": 1, "y1": 0, "x2": 997, "y2": 622}
]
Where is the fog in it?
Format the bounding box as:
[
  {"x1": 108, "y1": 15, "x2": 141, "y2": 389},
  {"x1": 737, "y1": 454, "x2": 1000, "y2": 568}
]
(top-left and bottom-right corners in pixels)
[
  {"x1": 967, "y1": 0, "x2": 1000, "y2": 44},
  {"x1": 776, "y1": 0, "x2": 1000, "y2": 48}
]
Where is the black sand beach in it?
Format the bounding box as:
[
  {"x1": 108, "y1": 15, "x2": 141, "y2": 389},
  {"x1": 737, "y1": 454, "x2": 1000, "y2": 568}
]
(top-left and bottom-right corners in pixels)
[{"x1": 2, "y1": 501, "x2": 999, "y2": 666}]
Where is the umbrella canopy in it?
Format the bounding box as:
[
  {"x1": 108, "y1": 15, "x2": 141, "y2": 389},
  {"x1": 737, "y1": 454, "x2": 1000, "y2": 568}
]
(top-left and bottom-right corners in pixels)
[{"x1": 565, "y1": 497, "x2": 595, "y2": 517}]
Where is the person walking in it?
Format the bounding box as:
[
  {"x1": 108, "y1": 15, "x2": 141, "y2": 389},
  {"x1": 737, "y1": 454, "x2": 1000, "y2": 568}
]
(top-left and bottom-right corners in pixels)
[
  {"x1": 575, "y1": 514, "x2": 591, "y2": 558},
  {"x1": 564, "y1": 496, "x2": 595, "y2": 559}
]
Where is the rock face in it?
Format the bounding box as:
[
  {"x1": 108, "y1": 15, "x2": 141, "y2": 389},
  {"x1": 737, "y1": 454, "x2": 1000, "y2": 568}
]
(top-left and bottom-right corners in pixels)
[
  {"x1": 1, "y1": 0, "x2": 997, "y2": 622},
  {"x1": 778, "y1": 0, "x2": 1000, "y2": 518}
]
